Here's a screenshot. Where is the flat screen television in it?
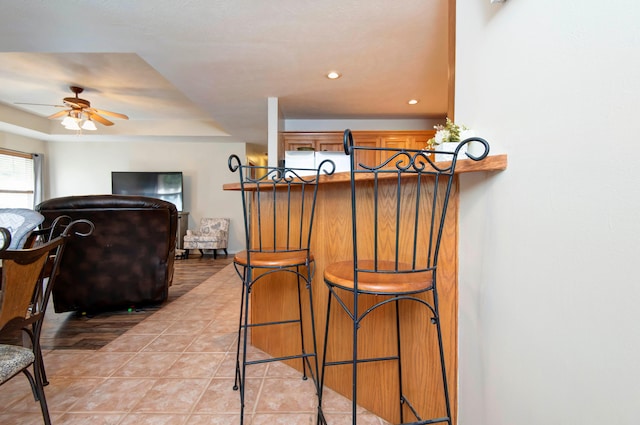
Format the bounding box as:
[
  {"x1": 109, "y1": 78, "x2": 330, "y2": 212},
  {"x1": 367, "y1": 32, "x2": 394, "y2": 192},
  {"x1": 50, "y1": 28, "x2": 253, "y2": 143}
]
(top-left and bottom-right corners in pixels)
[{"x1": 111, "y1": 171, "x2": 184, "y2": 211}]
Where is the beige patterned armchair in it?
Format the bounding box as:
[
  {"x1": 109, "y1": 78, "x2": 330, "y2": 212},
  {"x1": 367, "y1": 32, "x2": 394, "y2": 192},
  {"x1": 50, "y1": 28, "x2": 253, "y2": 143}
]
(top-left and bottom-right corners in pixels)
[{"x1": 183, "y1": 217, "x2": 230, "y2": 258}]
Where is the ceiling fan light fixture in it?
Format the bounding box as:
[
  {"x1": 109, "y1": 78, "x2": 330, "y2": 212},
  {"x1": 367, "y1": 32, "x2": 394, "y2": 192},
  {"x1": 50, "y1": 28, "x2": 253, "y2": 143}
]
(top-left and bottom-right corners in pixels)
[
  {"x1": 82, "y1": 118, "x2": 97, "y2": 131},
  {"x1": 63, "y1": 112, "x2": 81, "y2": 130},
  {"x1": 61, "y1": 114, "x2": 76, "y2": 127},
  {"x1": 64, "y1": 119, "x2": 81, "y2": 131},
  {"x1": 28, "y1": 86, "x2": 127, "y2": 132}
]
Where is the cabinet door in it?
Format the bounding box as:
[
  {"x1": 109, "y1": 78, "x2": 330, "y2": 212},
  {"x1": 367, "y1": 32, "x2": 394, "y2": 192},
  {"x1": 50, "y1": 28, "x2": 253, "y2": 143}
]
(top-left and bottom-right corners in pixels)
[
  {"x1": 411, "y1": 132, "x2": 435, "y2": 150},
  {"x1": 316, "y1": 136, "x2": 344, "y2": 152},
  {"x1": 284, "y1": 139, "x2": 315, "y2": 151},
  {"x1": 352, "y1": 136, "x2": 379, "y2": 169},
  {"x1": 379, "y1": 135, "x2": 411, "y2": 150},
  {"x1": 379, "y1": 132, "x2": 436, "y2": 151},
  {"x1": 378, "y1": 133, "x2": 437, "y2": 164},
  {"x1": 412, "y1": 132, "x2": 436, "y2": 161},
  {"x1": 378, "y1": 135, "x2": 412, "y2": 167}
]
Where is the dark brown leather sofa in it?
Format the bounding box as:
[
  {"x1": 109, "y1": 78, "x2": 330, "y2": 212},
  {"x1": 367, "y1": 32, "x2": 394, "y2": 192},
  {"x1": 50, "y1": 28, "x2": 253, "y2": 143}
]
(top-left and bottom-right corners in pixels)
[{"x1": 36, "y1": 195, "x2": 178, "y2": 313}]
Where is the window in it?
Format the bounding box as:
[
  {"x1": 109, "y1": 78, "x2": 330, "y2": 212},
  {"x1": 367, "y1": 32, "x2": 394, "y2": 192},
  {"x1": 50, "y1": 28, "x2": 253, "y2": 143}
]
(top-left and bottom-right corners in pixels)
[{"x1": 0, "y1": 149, "x2": 36, "y2": 208}]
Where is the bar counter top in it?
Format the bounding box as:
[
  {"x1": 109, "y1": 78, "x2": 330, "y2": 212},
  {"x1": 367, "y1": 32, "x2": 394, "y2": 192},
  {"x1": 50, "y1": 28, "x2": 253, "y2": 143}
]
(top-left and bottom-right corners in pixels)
[{"x1": 222, "y1": 153, "x2": 507, "y2": 191}]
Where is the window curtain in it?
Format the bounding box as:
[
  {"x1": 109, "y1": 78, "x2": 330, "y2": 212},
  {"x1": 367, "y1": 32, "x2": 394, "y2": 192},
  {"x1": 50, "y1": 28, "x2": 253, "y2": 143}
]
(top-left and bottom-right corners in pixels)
[{"x1": 32, "y1": 153, "x2": 43, "y2": 207}]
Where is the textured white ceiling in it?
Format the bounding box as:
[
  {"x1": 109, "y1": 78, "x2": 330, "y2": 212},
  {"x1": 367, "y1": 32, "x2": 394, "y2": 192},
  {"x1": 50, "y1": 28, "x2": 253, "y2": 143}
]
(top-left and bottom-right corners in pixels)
[{"x1": 0, "y1": 0, "x2": 449, "y2": 143}]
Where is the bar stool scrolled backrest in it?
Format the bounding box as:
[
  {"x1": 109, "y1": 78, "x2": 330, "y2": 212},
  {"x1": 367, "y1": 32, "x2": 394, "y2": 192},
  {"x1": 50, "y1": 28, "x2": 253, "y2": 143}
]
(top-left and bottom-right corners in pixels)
[
  {"x1": 345, "y1": 129, "x2": 490, "y2": 279},
  {"x1": 227, "y1": 154, "x2": 335, "y2": 425},
  {"x1": 318, "y1": 129, "x2": 489, "y2": 425},
  {"x1": 228, "y1": 155, "x2": 336, "y2": 261}
]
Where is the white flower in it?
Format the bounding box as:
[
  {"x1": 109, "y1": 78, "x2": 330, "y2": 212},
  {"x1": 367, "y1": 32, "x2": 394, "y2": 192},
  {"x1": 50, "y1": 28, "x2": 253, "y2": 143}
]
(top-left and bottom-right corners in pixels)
[
  {"x1": 426, "y1": 118, "x2": 474, "y2": 149},
  {"x1": 434, "y1": 129, "x2": 450, "y2": 145}
]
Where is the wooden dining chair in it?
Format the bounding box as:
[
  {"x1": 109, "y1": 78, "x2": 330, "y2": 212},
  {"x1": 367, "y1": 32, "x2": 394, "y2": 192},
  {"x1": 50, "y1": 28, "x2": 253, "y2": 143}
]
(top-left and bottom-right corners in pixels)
[{"x1": 0, "y1": 219, "x2": 93, "y2": 425}]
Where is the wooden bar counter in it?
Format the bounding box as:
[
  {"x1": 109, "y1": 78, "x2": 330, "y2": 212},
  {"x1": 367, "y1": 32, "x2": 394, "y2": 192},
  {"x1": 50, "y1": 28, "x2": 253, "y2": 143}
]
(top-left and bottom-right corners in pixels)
[{"x1": 224, "y1": 154, "x2": 507, "y2": 424}]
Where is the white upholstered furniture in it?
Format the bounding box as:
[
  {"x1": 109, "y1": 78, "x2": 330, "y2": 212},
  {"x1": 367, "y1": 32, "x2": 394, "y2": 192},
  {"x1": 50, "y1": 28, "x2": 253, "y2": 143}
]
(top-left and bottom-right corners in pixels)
[{"x1": 183, "y1": 217, "x2": 229, "y2": 258}]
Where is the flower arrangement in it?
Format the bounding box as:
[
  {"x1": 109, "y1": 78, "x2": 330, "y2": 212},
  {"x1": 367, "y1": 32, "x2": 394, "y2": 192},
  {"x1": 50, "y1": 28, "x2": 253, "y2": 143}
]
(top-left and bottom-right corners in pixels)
[{"x1": 426, "y1": 118, "x2": 472, "y2": 150}]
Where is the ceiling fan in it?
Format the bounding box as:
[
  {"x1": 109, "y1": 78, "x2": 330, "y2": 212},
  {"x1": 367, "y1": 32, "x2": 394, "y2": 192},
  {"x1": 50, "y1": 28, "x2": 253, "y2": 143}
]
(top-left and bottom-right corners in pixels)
[{"x1": 16, "y1": 86, "x2": 129, "y2": 131}]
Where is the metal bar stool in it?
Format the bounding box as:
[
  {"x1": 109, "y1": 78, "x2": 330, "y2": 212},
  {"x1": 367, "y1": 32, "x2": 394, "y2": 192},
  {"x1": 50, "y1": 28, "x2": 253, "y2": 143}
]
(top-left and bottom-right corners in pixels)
[
  {"x1": 318, "y1": 130, "x2": 489, "y2": 424},
  {"x1": 228, "y1": 155, "x2": 335, "y2": 425}
]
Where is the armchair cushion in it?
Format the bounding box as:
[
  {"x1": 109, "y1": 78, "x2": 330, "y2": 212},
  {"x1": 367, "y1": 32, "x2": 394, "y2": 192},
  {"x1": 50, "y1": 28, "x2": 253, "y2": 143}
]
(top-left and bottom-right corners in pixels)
[{"x1": 0, "y1": 208, "x2": 44, "y2": 249}]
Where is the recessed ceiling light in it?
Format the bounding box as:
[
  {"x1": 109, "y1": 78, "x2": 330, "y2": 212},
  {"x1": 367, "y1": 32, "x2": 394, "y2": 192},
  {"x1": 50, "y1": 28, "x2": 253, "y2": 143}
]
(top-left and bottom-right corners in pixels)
[
  {"x1": 408, "y1": 99, "x2": 419, "y2": 105},
  {"x1": 326, "y1": 71, "x2": 341, "y2": 79}
]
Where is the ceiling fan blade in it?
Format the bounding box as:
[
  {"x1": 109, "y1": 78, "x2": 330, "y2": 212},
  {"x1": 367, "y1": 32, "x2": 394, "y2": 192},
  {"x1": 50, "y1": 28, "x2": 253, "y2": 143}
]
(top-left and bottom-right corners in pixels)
[
  {"x1": 88, "y1": 113, "x2": 114, "y2": 126},
  {"x1": 15, "y1": 102, "x2": 66, "y2": 108},
  {"x1": 47, "y1": 110, "x2": 69, "y2": 119},
  {"x1": 91, "y1": 108, "x2": 129, "y2": 120}
]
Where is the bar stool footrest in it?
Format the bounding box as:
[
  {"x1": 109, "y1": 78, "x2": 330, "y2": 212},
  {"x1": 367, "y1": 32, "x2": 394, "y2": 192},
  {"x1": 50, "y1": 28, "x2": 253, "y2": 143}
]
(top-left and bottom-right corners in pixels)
[
  {"x1": 245, "y1": 353, "x2": 316, "y2": 366},
  {"x1": 243, "y1": 318, "x2": 301, "y2": 328},
  {"x1": 324, "y1": 354, "x2": 399, "y2": 367}
]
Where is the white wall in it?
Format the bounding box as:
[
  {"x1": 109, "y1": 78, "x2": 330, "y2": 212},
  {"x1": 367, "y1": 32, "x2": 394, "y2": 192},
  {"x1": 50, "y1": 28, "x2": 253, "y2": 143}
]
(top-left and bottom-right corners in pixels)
[
  {"x1": 0, "y1": 131, "x2": 46, "y2": 155},
  {"x1": 267, "y1": 97, "x2": 280, "y2": 167},
  {"x1": 456, "y1": 1, "x2": 640, "y2": 425},
  {"x1": 45, "y1": 139, "x2": 246, "y2": 253}
]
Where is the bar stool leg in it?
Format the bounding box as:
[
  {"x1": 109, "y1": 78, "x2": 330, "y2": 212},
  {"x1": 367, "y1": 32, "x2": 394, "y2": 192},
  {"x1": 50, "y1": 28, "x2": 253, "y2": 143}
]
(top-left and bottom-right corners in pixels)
[
  {"x1": 433, "y1": 293, "x2": 452, "y2": 424},
  {"x1": 232, "y1": 266, "x2": 252, "y2": 425},
  {"x1": 351, "y1": 296, "x2": 359, "y2": 425},
  {"x1": 233, "y1": 264, "x2": 321, "y2": 425},
  {"x1": 304, "y1": 265, "x2": 321, "y2": 397},
  {"x1": 320, "y1": 292, "x2": 454, "y2": 425},
  {"x1": 233, "y1": 265, "x2": 247, "y2": 392},
  {"x1": 296, "y1": 264, "x2": 321, "y2": 393},
  {"x1": 319, "y1": 287, "x2": 365, "y2": 424},
  {"x1": 395, "y1": 299, "x2": 405, "y2": 423},
  {"x1": 317, "y1": 289, "x2": 333, "y2": 425},
  {"x1": 295, "y1": 270, "x2": 309, "y2": 380}
]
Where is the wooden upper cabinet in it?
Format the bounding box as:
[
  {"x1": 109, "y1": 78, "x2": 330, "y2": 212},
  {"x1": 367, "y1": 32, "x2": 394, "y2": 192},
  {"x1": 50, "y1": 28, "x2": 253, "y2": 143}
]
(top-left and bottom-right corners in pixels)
[
  {"x1": 283, "y1": 131, "x2": 435, "y2": 151},
  {"x1": 379, "y1": 135, "x2": 411, "y2": 150},
  {"x1": 351, "y1": 135, "x2": 378, "y2": 168},
  {"x1": 316, "y1": 134, "x2": 343, "y2": 152},
  {"x1": 378, "y1": 132, "x2": 435, "y2": 150},
  {"x1": 283, "y1": 133, "x2": 342, "y2": 152},
  {"x1": 282, "y1": 135, "x2": 316, "y2": 151},
  {"x1": 282, "y1": 131, "x2": 436, "y2": 167},
  {"x1": 410, "y1": 133, "x2": 434, "y2": 150}
]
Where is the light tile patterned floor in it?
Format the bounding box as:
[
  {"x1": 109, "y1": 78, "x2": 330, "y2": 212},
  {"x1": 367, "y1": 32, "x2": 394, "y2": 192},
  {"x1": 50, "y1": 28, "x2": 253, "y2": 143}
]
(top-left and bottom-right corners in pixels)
[{"x1": 0, "y1": 264, "x2": 390, "y2": 425}]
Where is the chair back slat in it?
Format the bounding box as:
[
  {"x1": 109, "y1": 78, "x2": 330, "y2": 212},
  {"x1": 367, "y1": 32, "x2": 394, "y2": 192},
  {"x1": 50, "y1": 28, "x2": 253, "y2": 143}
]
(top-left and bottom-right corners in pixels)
[
  {"x1": 229, "y1": 156, "x2": 335, "y2": 260},
  {"x1": 0, "y1": 219, "x2": 94, "y2": 332},
  {"x1": 343, "y1": 129, "x2": 490, "y2": 283},
  {"x1": 0, "y1": 255, "x2": 49, "y2": 329}
]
